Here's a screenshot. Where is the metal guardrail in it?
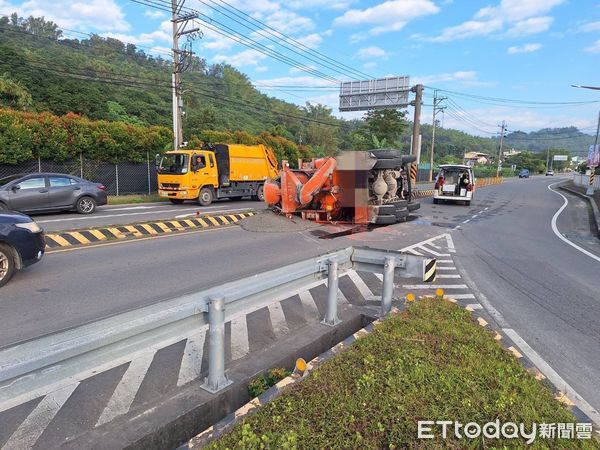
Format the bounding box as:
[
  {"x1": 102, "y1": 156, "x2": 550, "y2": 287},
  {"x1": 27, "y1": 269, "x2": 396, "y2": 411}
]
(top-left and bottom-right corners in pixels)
[{"x1": 0, "y1": 247, "x2": 433, "y2": 401}]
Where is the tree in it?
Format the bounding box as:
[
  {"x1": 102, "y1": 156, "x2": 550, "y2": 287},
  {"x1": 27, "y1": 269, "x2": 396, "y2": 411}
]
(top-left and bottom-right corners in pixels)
[
  {"x1": 302, "y1": 103, "x2": 339, "y2": 155},
  {"x1": 363, "y1": 109, "x2": 407, "y2": 145},
  {"x1": 0, "y1": 74, "x2": 32, "y2": 110}
]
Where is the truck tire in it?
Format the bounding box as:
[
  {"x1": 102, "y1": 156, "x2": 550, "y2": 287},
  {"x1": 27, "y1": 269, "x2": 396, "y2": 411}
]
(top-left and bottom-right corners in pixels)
[
  {"x1": 375, "y1": 204, "x2": 396, "y2": 216},
  {"x1": 374, "y1": 214, "x2": 397, "y2": 225},
  {"x1": 0, "y1": 243, "x2": 16, "y2": 288},
  {"x1": 395, "y1": 207, "x2": 409, "y2": 220},
  {"x1": 198, "y1": 187, "x2": 214, "y2": 206},
  {"x1": 252, "y1": 185, "x2": 264, "y2": 201},
  {"x1": 169, "y1": 199, "x2": 184, "y2": 205},
  {"x1": 369, "y1": 149, "x2": 401, "y2": 159},
  {"x1": 373, "y1": 158, "x2": 403, "y2": 170},
  {"x1": 408, "y1": 201, "x2": 420, "y2": 212}
]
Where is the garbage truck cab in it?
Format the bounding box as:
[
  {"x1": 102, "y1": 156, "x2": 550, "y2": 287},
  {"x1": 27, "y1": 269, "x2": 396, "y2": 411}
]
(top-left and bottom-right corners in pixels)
[{"x1": 157, "y1": 144, "x2": 278, "y2": 206}]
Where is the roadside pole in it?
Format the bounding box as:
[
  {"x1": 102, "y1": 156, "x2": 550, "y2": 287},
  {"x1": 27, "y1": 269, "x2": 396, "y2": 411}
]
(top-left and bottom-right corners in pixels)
[
  {"x1": 586, "y1": 111, "x2": 599, "y2": 196},
  {"x1": 411, "y1": 84, "x2": 423, "y2": 185},
  {"x1": 496, "y1": 121, "x2": 506, "y2": 177}
]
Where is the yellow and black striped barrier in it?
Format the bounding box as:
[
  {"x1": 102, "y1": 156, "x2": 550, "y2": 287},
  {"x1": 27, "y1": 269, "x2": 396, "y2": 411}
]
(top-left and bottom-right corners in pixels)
[{"x1": 45, "y1": 211, "x2": 255, "y2": 249}]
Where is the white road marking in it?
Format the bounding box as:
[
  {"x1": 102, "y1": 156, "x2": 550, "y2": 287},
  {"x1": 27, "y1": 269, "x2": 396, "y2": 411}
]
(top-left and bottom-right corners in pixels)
[
  {"x1": 406, "y1": 248, "x2": 424, "y2": 256},
  {"x1": 418, "y1": 245, "x2": 450, "y2": 257},
  {"x1": 36, "y1": 206, "x2": 254, "y2": 224},
  {"x1": 103, "y1": 206, "x2": 157, "y2": 211},
  {"x1": 479, "y1": 210, "x2": 485, "y2": 214},
  {"x1": 402, "y1": 284, "x2": 468, "y2": 290},
  {"x1": 176, "y1": 331, "x2": 206, "y2": 388},
  {"x1": 374, "y1": 273, "x2": 383, "y2": 281},
  {"x1": 472, "y1": 214, "x2": 478, "y2": 219},
  {"x1": 2, "y1": 383, "x2": 79, "y2": 450},
  {"x1": 435, "y1": 274, "x2": 461, "y2": 278},
  {"x1": 445, "y1": 234, "x2": 456, "y2": 252},
  {"x1": 96, "y1": 351, "x2": 156, "y2": 426},
  {"x1": 503, "y1": 328, "x2": 600, "y2": 427},
  {"x1": 437, "y1": 266, "x2": 457, "y2": 271},
  {"x1": 448, "y1": 294, "x2": 476, "y2": 299},
  {"x1": 462, "y1": 219, "x2": 470, "y2": 223},
  {"x1": 298, "y1": 290, "x2": 320, "y2": 320},
  {"x1": 175, "y1": 208, "x2": 252, "y2": 219},
  {"x1": 454, "y1": 225, "x2": 461, "y2": 229},
  {"x1": 547, "y1": 182, "x2": 600, "y2": 263},
  {"x1": 436, "y1": 259, "x2": 454, "y2": 264},
  {"x1": 268, "y1": 303, "x2": 290, "y2": 338},
  {"x1": 347, "y1": 270, "x2": 375, "y2": 300},
  {"x1": 466, "y1": 303, "x2": 483, "y2": 310},
  {"x1": 230, "y1": 316, "x2": 249, "y2": 361}
]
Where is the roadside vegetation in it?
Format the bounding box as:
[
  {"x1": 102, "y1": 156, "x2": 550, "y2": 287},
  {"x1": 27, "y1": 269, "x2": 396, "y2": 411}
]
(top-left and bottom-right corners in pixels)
[
  {"x1": 107, "y1": 194, "x2": 167, "y2": 205},
  {"x1": 208, "y1": 299, "x2": 594, "y2": 449}
]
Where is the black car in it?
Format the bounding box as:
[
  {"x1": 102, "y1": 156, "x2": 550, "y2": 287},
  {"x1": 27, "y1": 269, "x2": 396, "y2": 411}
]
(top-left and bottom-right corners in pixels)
[
  {"x1": 0, "y1": 211, "x2": 45, "y2": 287},
  {"x1": 0, "y1": 173, "x2": 107, "y2": 214}
]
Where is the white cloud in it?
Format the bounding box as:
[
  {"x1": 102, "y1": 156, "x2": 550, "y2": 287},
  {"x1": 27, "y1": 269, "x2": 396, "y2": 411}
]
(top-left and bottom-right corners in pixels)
[
  {"x1": 18, "y1": 0, "x2": 130, "y2": 32},
  {"x1": 580, "y1": 21, "x2": 600, "y2": 32},
  {"x1": 506, "y1": 16, "x2": 553, "y2": 37},
  {"x1": 584, "y1": 39, "x2": 600, "y2": 54},
  {"x1": 144, "y1": 10, "x2": 165, "y2": 20},
  {"x1": 428, "y1": 0, "x2": 564, "y2": 42},
  {"x1": 349, "y1": 32, "x2": 368, "y2": 43},
  {"x1": 254, "y1": 66, "x2": 269, "y2": 72},
  {"x1": 295, "y1": 33, "x2": 323, "y2": 49},
  {"x1": 363, "y1": 61, "x2": 377, "y2": 70},
  {"x1": 286, "y1": 0, "x2": 356, "y2": 10},
  {"x1": 507, "y1": 43, "x2": 542, "y2": 54},
  {"x1": 333, "y1": 0, "x2": 440, "y2": 35},
  {"x1": 213, "y1": 49, "x2": 267, "y2": 67},
  {"x1": 355, "y1": 46, "x2": 388, "y2": 59},
  {"x1": 414, "y1": 71, "x2": 496, "y2": 88}
]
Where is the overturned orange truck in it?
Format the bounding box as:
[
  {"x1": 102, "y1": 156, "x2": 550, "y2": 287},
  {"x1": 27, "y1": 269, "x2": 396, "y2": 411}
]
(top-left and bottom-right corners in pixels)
[{"x1": 264, "y1": 149, "x2": 420, "y2": 225}]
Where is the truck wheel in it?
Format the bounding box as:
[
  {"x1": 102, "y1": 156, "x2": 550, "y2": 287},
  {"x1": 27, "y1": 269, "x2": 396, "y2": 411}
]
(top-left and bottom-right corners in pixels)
[
  {"x1": 252, "y1": 185, "x2": 264, "y2": 201},
  {"x1": 408, "y1": 201, "x2": 420, "y2": 212},
  {"x1": 169, "y1": 199, "x2": 184, "y2": 205},
  {"x1": 374, "y1": 214, "x2": 397, "y2": 225},
  {"x1": 0, "y1": 243, "x2": 16, "y2": 288},
  {"x1": 395, "y1": 207, "x2": 409, "y2": 219},
  {"x1": 373, "y1": 158, "x2": 403, "y2": 170},
  {"x1": 198, "y1": 187, "x2": 214, "y2": 206},
  {"x1": 369, "y1": 149, "x2": 401, "y2": 159}
]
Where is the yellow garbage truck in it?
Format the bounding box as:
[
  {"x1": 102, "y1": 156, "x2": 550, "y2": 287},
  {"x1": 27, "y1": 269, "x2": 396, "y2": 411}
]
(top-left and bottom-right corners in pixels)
[{"x1": 157, "y1": 143, "x2": 278, "y2": 206}]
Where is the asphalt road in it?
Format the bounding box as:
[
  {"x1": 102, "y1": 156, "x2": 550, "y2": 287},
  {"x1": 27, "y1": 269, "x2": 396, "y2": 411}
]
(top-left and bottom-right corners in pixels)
[
  {"x1": 31, "y1": 199, "x2": 265, "y2": 232},
  {"x1": 2, "y1": 175, "x2": 599, "y2": 417}
]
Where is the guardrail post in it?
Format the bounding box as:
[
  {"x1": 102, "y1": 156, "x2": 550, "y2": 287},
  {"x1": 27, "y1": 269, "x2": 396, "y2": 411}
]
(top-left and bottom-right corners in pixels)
[
  {"x1": 381, "y1": 256, "x2": 396, "y2": 316},
  {"x1": 201, "y1": 294, "x2": 232, "y2": 393},
  {"x1": 321, "y1": 259, "x2": 341, "y2": 326}
]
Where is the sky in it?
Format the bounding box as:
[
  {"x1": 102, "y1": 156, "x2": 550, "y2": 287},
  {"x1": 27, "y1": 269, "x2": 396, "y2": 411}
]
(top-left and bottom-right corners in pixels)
[{"x1": 2, "y1": 0, "x2": 600, "y2": 136}]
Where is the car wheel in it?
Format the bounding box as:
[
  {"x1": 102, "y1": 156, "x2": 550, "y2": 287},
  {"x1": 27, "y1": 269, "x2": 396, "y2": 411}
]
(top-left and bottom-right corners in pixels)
[
  {"x1": 76, "y1": 196, "x2": 96, "y2": 214},
  {"x1": 433, "y1": 198, "x2": 439, "y2": 204},
  {"x1": 198, "y1": 187, "x2": 214, "y2": 206},
  {"x1": 0, "y1": 202, "x2": 7, "y2": 211},
  {"x1": 0, "y1": 244, "x2": 16, "y2": 288},
  {"x1": 252, "y1": 185, "x2": 264, "y2": 201},
  {"x1": 169, "y1": 199, "x2": 185, "y2": 205},
  {"x1": 465, "y1": 200, "x2": 471, "y2": 206}
]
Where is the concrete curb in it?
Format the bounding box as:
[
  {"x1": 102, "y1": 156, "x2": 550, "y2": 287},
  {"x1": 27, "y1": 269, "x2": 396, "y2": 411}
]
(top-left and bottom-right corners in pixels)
[
  {"x1": 44, "y1": 211, "x2": 255, "y2": 249},
  {"x1": 559, "y1": 184, "x2": 600, "y2": 238},
  {"x1": 183, "y1": 294, "x2": 596, "y2": 448}
]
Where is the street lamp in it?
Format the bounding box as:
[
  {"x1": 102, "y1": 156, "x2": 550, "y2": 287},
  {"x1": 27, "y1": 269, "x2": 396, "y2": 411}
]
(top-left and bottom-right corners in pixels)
[{"x1": 571, "y1": 85, "x2": 600, "y2": 195}]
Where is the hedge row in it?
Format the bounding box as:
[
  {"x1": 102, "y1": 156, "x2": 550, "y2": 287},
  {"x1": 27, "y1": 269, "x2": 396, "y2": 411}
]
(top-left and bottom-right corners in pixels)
[
  {"x1": 0, "y1": 109, "x2": 172, "y2": 164},
  {"x1": 0, "y1": 109, "x2": 312, "y2": 167}
]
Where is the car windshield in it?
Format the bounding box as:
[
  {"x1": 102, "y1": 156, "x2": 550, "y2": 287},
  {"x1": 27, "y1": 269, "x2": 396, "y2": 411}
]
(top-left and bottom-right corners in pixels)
[
  {"x1": 0, "y1": 175, "x2": 22, "y2": 186},
  {"x1": 158, "y1": 154, "x2": 188, "y2": 175}
]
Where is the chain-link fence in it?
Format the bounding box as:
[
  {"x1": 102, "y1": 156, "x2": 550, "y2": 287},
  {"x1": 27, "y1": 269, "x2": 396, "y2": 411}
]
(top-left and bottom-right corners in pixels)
[{"x1": 0, "y1": 154, "x2": 158, "y2": 196}]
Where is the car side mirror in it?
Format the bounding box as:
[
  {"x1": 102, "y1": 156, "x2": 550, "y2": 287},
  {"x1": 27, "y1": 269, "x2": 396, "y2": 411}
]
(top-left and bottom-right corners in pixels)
[{"x1": 11, "y1": 185, "x2": 20, "y2": 192}]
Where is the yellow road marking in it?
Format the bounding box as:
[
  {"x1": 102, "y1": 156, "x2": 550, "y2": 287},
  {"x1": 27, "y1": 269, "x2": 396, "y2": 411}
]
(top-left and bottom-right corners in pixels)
[
  {"x1": 89, "y1": 229, "x2": 107, "y2": 241},
  {"x1": 183, "y1": 219, "x2": 197, "y2": 228},
  {"x1": 154, "y1": 222, "x2": 172, "y2": 233},
  {"x1": 68, "y1": 231, "x2": 91, "y2": 245},
  {"x1": 106, "y1": 227, "x2": 126, "y2": 239},
  {"x1": 140, "y1": 224, "x2": 158, "y2": 235},
  {"x1": 47, "y1": 234, "x2": 71, "y2": 247},
  {"x1": 46, "y1": 226, "x2": 238, "y2": 253},
  {"x1": 196, "y1": 218, "x2": 209, "y2": 227},
  {"x1": 227, "y1": 214, "x2": 238, "y2": 222},
  {"x1": 169, "y1": 220, "x2": 185, "y2": 230},
  {"x1": 217, "y1": 215, "x2": 229, "y2": 224},
  {"x1": 207, "y1": 216, "x2": 220, "y2": 226},
  {"x1": 124, "y1": 225, "x2": 143, "y2": 237}
]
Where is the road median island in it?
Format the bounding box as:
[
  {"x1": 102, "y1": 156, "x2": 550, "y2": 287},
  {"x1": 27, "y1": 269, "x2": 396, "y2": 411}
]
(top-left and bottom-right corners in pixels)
[
  {"x1": 43, "y1": 210, "x2": 255, "y2": 249},
  {"x1": 199, "y1": 298, "x2": 596, "y2": 449}
]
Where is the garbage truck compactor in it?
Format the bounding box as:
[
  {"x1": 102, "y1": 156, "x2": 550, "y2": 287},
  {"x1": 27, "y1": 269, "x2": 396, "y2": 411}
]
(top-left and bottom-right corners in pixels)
[{"x1": 264, "y1": 150, "x2": 420, "y2": 225}]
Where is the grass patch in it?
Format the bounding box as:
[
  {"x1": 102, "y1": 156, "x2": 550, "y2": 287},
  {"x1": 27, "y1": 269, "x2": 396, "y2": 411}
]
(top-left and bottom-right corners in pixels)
[
  {"x1": 207, "y1": 299, "x2": 596, "y2": 449},
  {"x1": 107, "y1": 194, "x2": 168, "y2": 205},
  {"x1": 248, "y1": 368, "x2": 292, "y2": 398}
]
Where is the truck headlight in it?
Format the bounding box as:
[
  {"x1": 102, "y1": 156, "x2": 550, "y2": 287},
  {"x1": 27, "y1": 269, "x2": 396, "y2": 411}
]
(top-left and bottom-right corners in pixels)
[{"x1": 15, "y1": 222, "x2": 42, "y2": 233}]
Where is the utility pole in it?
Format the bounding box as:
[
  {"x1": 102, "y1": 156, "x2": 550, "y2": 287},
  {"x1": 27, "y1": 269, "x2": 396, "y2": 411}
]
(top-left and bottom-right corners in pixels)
[
  {"x1": 429, "y1": 91, "x2": 446, "y2": 181},
  {"x1": 546, "y1": 147, "x2": 550, "y2": 172},
  {"x1": 496, "y1": 121, "x2": 507, "y2": 177},
  {"x1": 411, "y1": 84, "x2": 423, "y2": 162},
  {"x1": 171, "y1": 0, "x2": 200, "y2": 150},
  {"x1": 587, "y1": 110, "x2": 600, "y2": 195}
]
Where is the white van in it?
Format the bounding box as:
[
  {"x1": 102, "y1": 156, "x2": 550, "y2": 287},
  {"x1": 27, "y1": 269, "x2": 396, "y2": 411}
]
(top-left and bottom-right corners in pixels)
[{"x1": 433, "y1": 165, "x2": 475, "y2": 206}]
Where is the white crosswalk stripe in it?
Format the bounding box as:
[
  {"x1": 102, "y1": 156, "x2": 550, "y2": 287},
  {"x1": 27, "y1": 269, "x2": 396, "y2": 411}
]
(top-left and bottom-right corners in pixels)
[
  {"x1": 437, "y1": 266, "x2": 457, "y2": 271},
  {"x1": 97, "y1": 351, "x2": 156, "y2": 426},
  {"x1": 436, "y1": 274, "x2": 461, "y2": 278},
  {"x1": 176, "y1": 331, "x2": 207, "y2": 388},
  {"x1": 402, "y1": 284, "x2": 468, "y2": 290},
  {"x1": 346, "y1": 270, "x2": 376, "y2": 300},
  {"x1": 298, "y1": 290, "x2": 320, "y2": 320},
  {"x1": 2, "y1": 383, "x2": 79, "y2": 450},
  {"x1": 268, "y1": 303, "x2": 290, "y2": 339}
]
